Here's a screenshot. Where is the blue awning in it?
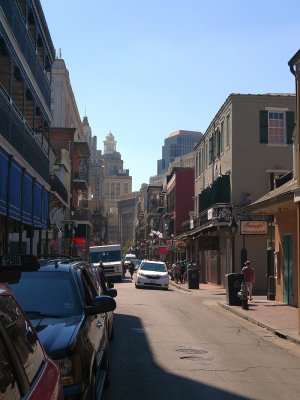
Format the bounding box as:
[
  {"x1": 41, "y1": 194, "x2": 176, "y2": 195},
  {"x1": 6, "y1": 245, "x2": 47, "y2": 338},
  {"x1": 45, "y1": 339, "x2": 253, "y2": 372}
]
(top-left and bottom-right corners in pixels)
[
  {"x1": 9, "y1": 160, "x2": 22, "y2": 220},
  {"x1": 33, "y1": 181, "x2": 42, "y2": 228},
  {"x1": 42, "y1": 189, "x2": 49, "y2": 229},
  {"x1": 0, "y1": 148, "x2": 8, "y2": 215},
  {"x1": 22, "y1": 172, "x2": 33, "y2": 225}
]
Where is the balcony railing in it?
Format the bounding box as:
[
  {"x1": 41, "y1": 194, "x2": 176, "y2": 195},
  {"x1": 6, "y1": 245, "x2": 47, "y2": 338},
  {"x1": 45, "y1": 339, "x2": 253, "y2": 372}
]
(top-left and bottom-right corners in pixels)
[
  {"x1": 50, "y1": 175, "x2": 68, "y2": 205},
  {"x1": 0, "y1": 89, "x2": 49, "y2": 181},
  {"x1": 72, "y1": 208, "x2": 91, "y2": 223},
  {"x1": 180, "y1": 203, "x2": 232, "y2": 234},
  {"x1": 0, "y1": 0, "x2": 51, "y2": 105}
]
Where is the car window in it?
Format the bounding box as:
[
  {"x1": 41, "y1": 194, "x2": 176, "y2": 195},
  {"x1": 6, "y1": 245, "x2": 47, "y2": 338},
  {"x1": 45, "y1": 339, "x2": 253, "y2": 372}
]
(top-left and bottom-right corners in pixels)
[
  {"x1": 0, "y1": 334, "x2": 21, "y2": 400},
  {"x1": 140, "y1": 262, "x2": 167, "y2": 272},
  {"x1": 80, "y1": 269, "x2": 98, "y2": 306},
  {"x1": 0, "y1": 295, "x2": 44, "y2": 385},
  {"x1": 8, "y1": 271, "x2": 81, "y2": 316}
]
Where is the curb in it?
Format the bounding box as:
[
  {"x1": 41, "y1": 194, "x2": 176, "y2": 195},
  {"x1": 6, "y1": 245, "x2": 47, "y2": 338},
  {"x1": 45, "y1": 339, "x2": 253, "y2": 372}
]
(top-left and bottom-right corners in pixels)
[
  {"x1": 169, "y1": 281, "x2": 192, "y2": 292},
  {"x1": 219, "y1": 302, "x2": 300, "y2": 346}
]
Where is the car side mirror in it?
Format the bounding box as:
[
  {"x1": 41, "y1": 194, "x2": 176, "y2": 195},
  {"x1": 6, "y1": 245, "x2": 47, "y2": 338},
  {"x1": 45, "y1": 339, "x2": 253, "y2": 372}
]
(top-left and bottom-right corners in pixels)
[
  {"x1": 84, "y1": 295, "x2": 116, "y2": 316},
  {"x1": 107, "y1": 288, "x2": 117, "y2": 298}
]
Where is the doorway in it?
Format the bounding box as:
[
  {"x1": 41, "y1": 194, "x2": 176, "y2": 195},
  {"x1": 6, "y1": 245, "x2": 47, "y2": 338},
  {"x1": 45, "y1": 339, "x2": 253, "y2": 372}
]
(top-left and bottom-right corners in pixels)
[{"x1": 282, "y1": 234, "x2": 293, "y2": 305}]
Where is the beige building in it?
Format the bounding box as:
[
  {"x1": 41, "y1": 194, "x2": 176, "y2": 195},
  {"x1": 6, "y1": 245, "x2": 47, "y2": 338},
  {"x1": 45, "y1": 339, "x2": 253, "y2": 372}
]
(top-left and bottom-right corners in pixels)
[
  {"x1": 102, "y1": 132, "x2": 132, "y2": 244},
  {"x1": 182, "y1": 93, "x2": 295, "y2": 293}
]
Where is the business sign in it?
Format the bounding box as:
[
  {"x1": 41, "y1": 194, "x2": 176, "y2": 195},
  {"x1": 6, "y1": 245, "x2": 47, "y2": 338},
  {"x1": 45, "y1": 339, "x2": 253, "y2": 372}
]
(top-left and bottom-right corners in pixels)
[{"x1": 240, "y1": 220, "x2": 268, "y2": 235}]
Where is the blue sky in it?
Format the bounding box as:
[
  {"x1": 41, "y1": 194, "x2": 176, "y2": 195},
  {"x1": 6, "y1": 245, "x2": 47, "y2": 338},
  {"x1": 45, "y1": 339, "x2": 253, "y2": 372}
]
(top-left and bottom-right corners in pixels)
[{"x1": 41, "y1": 0, "x2": 300, "y2": 191}]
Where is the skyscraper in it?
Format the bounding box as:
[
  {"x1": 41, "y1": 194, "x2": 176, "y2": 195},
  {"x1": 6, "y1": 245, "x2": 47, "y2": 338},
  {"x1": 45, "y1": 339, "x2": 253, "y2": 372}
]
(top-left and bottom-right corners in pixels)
[{"x1": 157, "y1": 130, "x2": 202, "y2": 174}]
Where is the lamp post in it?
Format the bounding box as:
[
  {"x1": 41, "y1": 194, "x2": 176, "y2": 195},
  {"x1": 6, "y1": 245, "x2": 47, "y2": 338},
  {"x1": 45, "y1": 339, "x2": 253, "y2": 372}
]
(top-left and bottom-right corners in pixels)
[
  {"x1": 229, "y1": 216, "x2": 238, "y2": 273},
  {"x1": 288, "y1": 49, "x2": 300, "y2": 333},
  {"x1": 70, "y1": 208, "x2": 75, "y2": 257}
]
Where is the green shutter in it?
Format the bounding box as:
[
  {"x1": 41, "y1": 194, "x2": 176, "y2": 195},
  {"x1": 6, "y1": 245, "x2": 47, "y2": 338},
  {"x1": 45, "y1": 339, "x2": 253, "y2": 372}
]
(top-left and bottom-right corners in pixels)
[
  {"x1": 286, "y1": 111, "x2": 295, "y2": 144},
  {"x1": 260, "y1": 110, "x2": 268, "y2": 143}
]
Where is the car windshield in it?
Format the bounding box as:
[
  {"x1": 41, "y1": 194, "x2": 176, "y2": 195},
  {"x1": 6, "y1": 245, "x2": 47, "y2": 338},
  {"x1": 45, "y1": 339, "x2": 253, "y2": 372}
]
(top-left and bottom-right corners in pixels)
[
  {"x1": 8, "y1": 271, "x2": 81, "y2": 317},
  {"x1": 90, "y1": 250, "x2": 121, "y2": 263},
  {"x1": 140, "y1": 263, "x2": 167, "y2": 272}
]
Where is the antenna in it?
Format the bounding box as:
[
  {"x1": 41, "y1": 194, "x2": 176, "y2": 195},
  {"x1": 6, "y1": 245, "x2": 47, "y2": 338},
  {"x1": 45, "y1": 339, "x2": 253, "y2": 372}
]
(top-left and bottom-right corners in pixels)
[{"x1": 59, "y1": 48, "x2": 62, "y2": 58}]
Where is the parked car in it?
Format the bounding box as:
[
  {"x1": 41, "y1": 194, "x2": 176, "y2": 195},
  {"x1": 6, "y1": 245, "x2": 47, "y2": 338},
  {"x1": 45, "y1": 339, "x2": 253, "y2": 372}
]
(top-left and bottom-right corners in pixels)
[
  {"x1": 0, "y1": 281, "x2": 64, "y2": 400},
  {"x1": 91, "y1": 264, "x2": 117, "y2": 340},
  {"x1": 0, "y1": 254, "x2": 116, "y2": 400},
  {"x1": 135, "y1": 260, "x2": 169, "y2": 290}
]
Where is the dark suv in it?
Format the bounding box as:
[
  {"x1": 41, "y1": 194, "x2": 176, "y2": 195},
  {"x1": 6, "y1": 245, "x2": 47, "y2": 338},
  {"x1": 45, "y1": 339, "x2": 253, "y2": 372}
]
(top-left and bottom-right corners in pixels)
[{"x1": 0, "y1": 255, "x2": 116, "y2": 400}]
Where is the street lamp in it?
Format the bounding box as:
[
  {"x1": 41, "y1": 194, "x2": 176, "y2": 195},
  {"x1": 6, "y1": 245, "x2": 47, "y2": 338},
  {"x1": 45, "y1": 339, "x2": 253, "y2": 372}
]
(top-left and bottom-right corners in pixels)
[
  {"x1": 288, "y1": 49, "x2": 300, "y2": 333},
  {"x1": 229, "y1": 216, "x2": 238, "y2": 273},
  {"x1": 69, "y1": 208, "x2": 75, "y2": 256}
]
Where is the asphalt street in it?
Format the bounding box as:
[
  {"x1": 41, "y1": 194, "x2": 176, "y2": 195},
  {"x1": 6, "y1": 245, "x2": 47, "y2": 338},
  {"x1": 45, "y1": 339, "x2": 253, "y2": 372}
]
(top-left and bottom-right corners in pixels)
[{"x1": 102, "y1": 276, "x2": 300, "y2": 400}]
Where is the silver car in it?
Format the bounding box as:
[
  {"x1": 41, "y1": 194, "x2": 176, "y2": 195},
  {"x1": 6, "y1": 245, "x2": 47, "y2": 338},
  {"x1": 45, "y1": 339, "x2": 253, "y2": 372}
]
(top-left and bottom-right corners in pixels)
[{"x1": 135, "y1": 260, "x2": 169, "y2": 290}]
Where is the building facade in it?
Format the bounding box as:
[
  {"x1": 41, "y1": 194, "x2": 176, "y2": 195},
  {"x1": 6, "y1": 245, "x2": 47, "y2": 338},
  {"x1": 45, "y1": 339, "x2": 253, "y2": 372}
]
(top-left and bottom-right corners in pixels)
[
  {"x1": 102, "y1": 132, "x2": 132, "y2": 244},
  {"x1": 183, "y1": 93, "x2": 296, "y2": 292},
  {"x1": 0, "y1": 0, "x2": 55, "y2": 255}
]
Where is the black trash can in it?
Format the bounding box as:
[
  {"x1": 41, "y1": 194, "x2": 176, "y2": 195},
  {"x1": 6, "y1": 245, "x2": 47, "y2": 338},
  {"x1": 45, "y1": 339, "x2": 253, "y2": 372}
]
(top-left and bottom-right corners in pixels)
[
  {"x1": 225, "y1": 273, "x2": 243, "y2": 305},
  {"x1": 187, "y1": 266, "x2": 199, "y2": 289}
]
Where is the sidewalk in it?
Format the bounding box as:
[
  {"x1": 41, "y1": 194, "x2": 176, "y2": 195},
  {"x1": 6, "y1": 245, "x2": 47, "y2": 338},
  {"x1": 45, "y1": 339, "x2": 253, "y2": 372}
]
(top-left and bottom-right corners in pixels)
[{"x1": 169, "y1": 279, "x2": 300, "y2": 345}]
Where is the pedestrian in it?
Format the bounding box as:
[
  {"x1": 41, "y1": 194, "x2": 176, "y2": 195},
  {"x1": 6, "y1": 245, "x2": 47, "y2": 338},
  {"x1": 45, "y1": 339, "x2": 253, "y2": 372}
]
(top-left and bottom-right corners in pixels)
[
  {"x1": 241, "y1": 260, "x2": 255, "y2": 301},
  {"x1": 180, "y1": 261, "x2": 187, "y2": 283},
  {"x1": 172, "y1": 262, "x2": 181, "y2": 284}
]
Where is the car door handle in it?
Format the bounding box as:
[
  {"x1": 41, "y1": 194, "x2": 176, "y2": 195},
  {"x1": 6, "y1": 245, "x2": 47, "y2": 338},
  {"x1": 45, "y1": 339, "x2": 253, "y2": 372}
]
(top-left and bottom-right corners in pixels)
[{"x1": 96, "y1": 321, "x2": 103, "y2": 328}]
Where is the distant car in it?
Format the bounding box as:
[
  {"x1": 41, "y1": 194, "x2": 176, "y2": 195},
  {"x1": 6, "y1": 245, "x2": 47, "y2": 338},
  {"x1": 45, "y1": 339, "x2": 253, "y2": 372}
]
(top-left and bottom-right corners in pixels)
[
  {"x1": 0, "y1": 281, "x2": 64, "y2": 400},
  {"x1": 135, "y1": 260, "x2": 169, "y2": 290},
  {"x1": 0, "y1": 254, "x2": 116, "y2": 400},
  {"x1": 124, "y1": 253, "x2": 137, "y2": 266}
]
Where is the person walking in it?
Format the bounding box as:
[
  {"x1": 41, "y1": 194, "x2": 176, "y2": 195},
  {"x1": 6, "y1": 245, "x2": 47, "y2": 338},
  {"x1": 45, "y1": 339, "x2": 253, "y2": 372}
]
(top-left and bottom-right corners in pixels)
[
  {"x1": 172, "y1": 262, "x2": 181, "y2": 284},
  {"x1": 241, "y1": 260, "x2": 255, "y2": 301}
]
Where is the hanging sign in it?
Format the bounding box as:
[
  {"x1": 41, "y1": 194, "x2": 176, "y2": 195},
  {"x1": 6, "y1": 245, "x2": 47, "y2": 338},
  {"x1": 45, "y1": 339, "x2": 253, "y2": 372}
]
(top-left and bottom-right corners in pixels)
[{"x1": 240, "y1": 220, "x2": 268, "y2": 235}]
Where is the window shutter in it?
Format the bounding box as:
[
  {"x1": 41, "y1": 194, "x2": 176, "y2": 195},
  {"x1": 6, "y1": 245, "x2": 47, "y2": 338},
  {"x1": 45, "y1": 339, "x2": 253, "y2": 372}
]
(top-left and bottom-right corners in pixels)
[
  {"x1": 260, "y1": 111, "x2": 268, "y2": 143},
  {"x1": 286, "y1": 111, "x2": 295, "y2": 144}
]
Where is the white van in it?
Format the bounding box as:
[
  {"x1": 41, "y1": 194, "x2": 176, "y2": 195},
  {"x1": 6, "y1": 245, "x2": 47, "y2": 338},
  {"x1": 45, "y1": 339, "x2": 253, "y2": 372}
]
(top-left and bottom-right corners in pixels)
[{"x1": 89, "y1": 244, "x2": 122, "y2": 282}]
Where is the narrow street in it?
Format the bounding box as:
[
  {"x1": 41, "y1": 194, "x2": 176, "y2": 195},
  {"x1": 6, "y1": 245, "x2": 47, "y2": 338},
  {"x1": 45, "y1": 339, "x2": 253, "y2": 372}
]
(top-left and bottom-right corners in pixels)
[{"x1": 103, "y1": 277, "x2": 300, "y2": 400}]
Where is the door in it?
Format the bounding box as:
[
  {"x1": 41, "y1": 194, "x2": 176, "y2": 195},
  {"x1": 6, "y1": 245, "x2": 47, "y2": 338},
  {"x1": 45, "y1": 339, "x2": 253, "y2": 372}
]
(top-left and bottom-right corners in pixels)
[{"x1": 283, "y1": 234, "x2": 293, "y2": 305}]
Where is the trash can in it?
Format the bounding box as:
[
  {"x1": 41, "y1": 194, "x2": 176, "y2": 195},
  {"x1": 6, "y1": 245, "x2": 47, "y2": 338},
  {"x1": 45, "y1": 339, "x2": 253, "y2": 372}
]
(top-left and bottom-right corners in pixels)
[
  {"x1": 187, "y1": 266, "x2": 199, "y2": 289},
  {"x1": 225, "y1": 273, "x2": 243, "y2": 305}
]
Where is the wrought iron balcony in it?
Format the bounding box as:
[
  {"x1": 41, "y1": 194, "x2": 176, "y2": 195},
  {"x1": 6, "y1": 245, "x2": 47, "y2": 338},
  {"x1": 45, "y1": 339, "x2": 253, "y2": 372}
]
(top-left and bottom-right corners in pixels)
[
  {"x1": 50, "y1": 175, "x2": 68, "y2": 205},
  {"x1": 0, "y1": 89, "x2": 49, "y2": 181}
]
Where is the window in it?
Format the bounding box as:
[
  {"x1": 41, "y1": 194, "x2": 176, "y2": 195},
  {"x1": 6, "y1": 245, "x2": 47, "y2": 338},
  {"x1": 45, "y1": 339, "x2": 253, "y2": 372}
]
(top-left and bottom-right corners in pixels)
[
  {"x1": 269, "y1": 112, "x2": 285, "y2": 143},
  {"x1": 208, "y1": 136, "x2": 213, "y2": 164},
  {"x1": 226, "y1": 114, "x2": 230, "y2": 147},
  {"x1": 220, "y1": 121, "x2": 224, "y2": 153},
  {"x1": 0, "y1": 334, "x2": 21, "y2": 399},
  {"x1": 260, "y1": 110, "x2": 294, "y2": 144}
]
